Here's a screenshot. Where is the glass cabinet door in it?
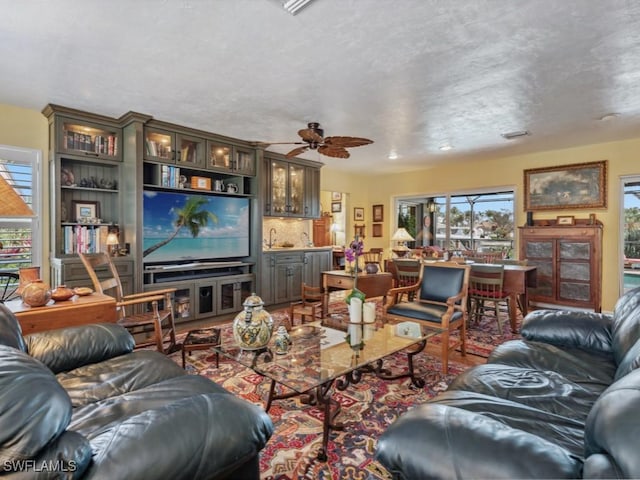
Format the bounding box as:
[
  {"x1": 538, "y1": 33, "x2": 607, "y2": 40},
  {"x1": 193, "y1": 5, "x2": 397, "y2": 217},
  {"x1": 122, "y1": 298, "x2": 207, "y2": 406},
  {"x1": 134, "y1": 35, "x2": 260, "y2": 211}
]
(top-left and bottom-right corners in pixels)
[
  {"x1": 270, "y1": 160, "x2": 288, "y2": 215},
  {"x1": 288, "y1": 164, "x2": 305, "y2": 216},
  {"x1": 207, "y1": 142, "x2": 231, "y2": 171},
  {"x1": 176, "y1": 134, "x2": 205, "y2": 168},
  {"x1": 558, "y1": 240, "x2": 592, "y2": 303},
  {"x1": 144, "y1": 128, "x2": 174, "y2": 163},
  {"x1": 217, "y1": 275, "x2": 254, "y2": 315},
  {"x1": 58, "y1": 119, "x2": 122, "y2": 161},
  {"x1": 234, "y1": 146, "x2": 256, "y2": 176},
  {"x1": 525, "y1": 240, "x2": 554, "y2": 299}
]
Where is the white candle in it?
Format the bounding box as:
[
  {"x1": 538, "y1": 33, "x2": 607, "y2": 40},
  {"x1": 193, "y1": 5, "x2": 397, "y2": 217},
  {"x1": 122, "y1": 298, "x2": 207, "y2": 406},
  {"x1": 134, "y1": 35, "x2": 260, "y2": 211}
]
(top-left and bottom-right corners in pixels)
[
  {"x1": 349, "y1": 297, "x2": 362, "y2": 323},
  {"x1": 363, "y1": 302, "x2": 376, "y2": 323}
]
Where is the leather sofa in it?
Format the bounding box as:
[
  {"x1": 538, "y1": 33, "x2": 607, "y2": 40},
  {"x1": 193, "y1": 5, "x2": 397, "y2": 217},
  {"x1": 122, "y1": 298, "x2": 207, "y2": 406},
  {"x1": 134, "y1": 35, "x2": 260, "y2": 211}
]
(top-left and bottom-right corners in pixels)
[
  {"x1": 376, "y1": 287, "x2": 640, "y2": 479},
  {"x1": 0, "y1": 304, "x2": 274, "y2": 479}
]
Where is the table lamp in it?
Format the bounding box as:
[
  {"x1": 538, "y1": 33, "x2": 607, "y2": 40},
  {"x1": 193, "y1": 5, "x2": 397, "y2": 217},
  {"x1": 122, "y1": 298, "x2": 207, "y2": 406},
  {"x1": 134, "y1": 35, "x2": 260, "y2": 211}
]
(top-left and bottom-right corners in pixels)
[
  {"x1": 391, "y1": 227, "x2": 414, "y2": 258},
  {"x1": 330, "y1": 222, "x2": 342, "y2": 245},
  {"x1": 106, "y1": 230, "x2": 120, "y2": 256}
]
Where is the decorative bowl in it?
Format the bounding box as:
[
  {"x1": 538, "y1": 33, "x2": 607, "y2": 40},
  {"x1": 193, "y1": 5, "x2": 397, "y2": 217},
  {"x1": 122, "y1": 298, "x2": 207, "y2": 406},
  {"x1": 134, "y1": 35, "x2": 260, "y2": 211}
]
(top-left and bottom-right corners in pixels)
[
  {"x1": 74, "y1": 287, "x2": 94, "y2": 296},
  {"x1": 51, "y1": 284, "x2": 75, "y2": 302}
]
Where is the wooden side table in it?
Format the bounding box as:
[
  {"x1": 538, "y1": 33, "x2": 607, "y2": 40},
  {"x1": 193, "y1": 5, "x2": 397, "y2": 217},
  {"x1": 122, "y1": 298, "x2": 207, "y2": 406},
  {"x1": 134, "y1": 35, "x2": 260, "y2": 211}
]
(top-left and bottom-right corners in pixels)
[
  {"x1": 5, "y1": 293, "x2": 117, "y2": 335},
  {"x1": 182, "y1": 327, "x2": 221, "y2": 369},
  {"x1": 322, "y1": 270, "x2": 393, "y2": 317}
]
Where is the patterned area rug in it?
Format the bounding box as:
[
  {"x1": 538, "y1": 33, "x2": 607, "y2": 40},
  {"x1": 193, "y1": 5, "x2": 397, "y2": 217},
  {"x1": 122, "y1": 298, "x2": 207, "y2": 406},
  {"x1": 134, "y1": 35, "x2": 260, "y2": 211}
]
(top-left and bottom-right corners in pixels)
[
  {"x1": 169, "y1": 293, "x2": 522, "y2": 479},
  {"x1": 172, "y1": 344, "x2": 466, "y2": 480}
]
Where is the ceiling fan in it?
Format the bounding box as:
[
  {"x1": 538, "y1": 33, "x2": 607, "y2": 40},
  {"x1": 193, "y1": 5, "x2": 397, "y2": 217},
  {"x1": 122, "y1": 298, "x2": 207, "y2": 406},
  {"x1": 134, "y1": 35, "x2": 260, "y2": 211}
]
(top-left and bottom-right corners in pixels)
[{"x1": 263, "y1": 122, "x2": 373, "y2": 159}]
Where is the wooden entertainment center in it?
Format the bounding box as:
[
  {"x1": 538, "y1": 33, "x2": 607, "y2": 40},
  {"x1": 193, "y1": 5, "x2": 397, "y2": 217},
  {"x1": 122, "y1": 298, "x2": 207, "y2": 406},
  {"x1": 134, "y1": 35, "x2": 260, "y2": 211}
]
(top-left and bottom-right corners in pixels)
[{"x1": 42, "y1": 104, "x2": 323, "y2": 324}]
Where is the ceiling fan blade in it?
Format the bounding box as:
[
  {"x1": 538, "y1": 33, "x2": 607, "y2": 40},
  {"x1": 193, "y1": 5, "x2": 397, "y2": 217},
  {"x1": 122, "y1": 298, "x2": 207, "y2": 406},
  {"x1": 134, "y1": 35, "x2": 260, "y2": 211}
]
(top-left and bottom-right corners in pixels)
[
  {"x1": 258, "y1": 141, "x2": 306, "y2": 146},
  {"x1": 298, "y1": 128, "x2": 324, "y2": 143},
  {"x1": 318, "y1": 145, "x2": 350, "y2": 159},
  {"x1": 323, "y1": 136, "x2": 374, "y2": 148},
  {"x1": 286, "y1": 146, "x2": 310, "y2": 158}
]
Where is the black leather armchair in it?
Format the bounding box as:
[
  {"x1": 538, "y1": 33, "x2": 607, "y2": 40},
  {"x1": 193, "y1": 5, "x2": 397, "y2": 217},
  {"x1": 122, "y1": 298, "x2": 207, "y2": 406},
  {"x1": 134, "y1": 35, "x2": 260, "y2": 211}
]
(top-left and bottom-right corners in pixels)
[
  {"x1": 0, "y1": 303, "x2": 274, "y2": 479},
  {"x1": 376, "y1": 287, "x2": 640, "y2": 479}
]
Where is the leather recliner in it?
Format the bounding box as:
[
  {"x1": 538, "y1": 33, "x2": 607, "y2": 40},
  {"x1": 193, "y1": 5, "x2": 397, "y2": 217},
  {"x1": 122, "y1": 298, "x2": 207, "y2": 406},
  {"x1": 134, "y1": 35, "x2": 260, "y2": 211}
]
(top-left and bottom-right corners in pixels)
[
  {"x1": 0, "y1": 303, "x2": 274, "y2": 479},
  {"x1": 376, "y1": 286, "x2": 640, "y2": 479}
]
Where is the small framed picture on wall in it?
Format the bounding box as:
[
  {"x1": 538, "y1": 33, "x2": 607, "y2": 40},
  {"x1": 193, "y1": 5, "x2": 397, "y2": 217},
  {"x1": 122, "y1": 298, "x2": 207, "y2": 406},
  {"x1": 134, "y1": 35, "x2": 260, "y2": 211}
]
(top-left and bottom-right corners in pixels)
[
  {"x1": 331, "y1": 191, "x2": 342, "y2": 201},
  {"x1": 373, "y1": 204, "x2": 383, "y2": 222},
  {"x1": 331, "y1": 202, "x2": 342, "y2": 213},
  {"x1": 372, "y1": 223, "x2": 383, "y2": 237},
  {"x1": 354, "y1": 207, "x2": 364, "y2": 221}
]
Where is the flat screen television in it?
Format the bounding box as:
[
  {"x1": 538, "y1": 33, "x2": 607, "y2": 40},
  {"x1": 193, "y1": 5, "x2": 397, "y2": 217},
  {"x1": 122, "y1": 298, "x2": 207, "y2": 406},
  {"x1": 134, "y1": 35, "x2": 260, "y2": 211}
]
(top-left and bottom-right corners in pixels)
[{"x1": 143, "y1": 190, "x2": 250, "y2": 264}]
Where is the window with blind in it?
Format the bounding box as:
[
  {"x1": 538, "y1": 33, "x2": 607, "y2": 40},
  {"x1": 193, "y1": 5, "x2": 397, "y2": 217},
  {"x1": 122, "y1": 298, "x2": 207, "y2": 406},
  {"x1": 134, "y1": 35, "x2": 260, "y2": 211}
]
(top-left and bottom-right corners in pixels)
[{"x1": 0, "y1": 145, "x2": 41, "y2": 272}]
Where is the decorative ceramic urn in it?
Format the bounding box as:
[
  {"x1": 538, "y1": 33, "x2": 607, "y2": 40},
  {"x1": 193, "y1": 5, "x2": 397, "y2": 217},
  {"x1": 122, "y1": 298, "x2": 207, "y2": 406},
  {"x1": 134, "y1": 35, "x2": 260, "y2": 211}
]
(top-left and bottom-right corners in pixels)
[
  {"x1": 274, "y1": 325, "x2": 291, "y2": 355},
  {"x1": 232, "y1": 293, "x2": 274, "y2": 350},
  {"x1": 21, "y1": 279, "x2": 52, "y2": 307}
]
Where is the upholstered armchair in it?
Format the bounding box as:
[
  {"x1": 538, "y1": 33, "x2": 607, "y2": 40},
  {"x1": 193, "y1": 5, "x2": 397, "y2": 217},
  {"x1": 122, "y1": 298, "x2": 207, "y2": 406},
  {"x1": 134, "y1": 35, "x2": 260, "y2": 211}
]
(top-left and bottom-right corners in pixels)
[{"x1": 383, "y1": 262, "x2": 470, "y2": 373}]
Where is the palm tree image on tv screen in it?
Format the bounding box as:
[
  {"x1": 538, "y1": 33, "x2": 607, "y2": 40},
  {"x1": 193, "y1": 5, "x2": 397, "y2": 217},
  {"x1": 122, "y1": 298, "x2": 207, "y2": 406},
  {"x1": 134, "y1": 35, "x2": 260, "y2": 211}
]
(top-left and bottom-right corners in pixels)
[{"x1": 143, "y1": 191, "x2": 250, "y2": 263}]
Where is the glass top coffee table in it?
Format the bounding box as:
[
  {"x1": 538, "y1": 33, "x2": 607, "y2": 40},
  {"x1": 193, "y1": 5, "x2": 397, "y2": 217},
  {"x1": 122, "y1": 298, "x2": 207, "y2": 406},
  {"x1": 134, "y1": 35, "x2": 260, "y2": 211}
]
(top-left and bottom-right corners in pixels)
[{"x1": 214, "y1": 319, "x2": 438, "y2": 461}]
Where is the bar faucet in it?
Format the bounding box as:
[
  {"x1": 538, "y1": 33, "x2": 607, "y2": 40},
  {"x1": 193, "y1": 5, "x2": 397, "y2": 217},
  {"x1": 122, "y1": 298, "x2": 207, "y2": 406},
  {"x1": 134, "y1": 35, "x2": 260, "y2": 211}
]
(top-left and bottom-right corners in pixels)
[
  {"x1": 267, "y1": 228, "x2": 277, "y2": 248},
  {"x1": 301, "y1": 231, "x2": 312, "y2": 247}
]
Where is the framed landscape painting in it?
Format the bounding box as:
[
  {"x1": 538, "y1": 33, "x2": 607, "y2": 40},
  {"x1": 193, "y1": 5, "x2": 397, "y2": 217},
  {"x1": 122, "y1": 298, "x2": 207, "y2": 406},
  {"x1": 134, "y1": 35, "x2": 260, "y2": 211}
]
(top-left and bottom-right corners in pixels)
[{"x1": 524, "y1": 160, "x2": 607, "y2": 211}]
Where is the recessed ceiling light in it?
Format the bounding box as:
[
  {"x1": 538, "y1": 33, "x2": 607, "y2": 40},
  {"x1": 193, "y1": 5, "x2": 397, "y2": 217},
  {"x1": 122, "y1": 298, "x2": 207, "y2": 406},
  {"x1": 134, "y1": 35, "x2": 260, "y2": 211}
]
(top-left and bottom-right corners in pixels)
[
  {"x1": 439, "y1": 144, "x2": 453, "y2": 151},
  {"x1": 501, "y1": 130, "x2": 530, "y2": 140},
  {"x1": 388, "y1": 152, "x2": 398, "y2": 160},
  {"x1": 599, "y1": 113, "x2": 620, "y2": 121}
]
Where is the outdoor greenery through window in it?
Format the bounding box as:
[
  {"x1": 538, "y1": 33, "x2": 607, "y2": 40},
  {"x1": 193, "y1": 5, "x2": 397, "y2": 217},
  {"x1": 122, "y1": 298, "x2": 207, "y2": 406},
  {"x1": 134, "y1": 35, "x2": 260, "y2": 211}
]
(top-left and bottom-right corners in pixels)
[
  {"x1": 397, "y1": 190, "x2": 515, "y2": 257},
  {"x1": 623, "y1": 180, "x2": 640, "y2": 293},
  {"x1": 0, "y1": 145, "x2": 39, "y2": 274}
]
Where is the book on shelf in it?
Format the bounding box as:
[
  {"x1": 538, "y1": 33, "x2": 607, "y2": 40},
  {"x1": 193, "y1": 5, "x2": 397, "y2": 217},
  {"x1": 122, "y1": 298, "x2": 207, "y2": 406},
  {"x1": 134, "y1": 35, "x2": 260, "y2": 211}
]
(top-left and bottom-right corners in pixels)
[
  {"x1": 160, "y1": 165, "x2": 180, "y2": 187},
  {"x1": 62, "y1": 224, "x2": 110, "y2": 254}
]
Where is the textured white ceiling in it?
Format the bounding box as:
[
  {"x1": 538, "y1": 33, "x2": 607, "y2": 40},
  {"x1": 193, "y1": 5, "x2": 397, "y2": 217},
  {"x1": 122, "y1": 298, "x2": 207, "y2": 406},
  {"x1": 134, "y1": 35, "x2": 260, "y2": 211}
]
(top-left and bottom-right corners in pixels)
[{"x1": 2, "y1": 0, "x2": 640, "y2": 173}]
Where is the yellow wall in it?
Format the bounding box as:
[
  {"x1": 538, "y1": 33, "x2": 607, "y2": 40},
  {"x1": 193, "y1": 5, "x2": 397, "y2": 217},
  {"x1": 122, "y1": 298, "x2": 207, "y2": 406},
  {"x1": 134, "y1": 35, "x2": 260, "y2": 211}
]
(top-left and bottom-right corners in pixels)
[
  {"x1": 0, "y1": 104, "x2": 49, "y2": 281},
  {"x1": 2, "y1": 102, "x2": 638, "y2": 310},
  {"x1": 321, "y1": 138, "x2": 640, "y2": 311}
]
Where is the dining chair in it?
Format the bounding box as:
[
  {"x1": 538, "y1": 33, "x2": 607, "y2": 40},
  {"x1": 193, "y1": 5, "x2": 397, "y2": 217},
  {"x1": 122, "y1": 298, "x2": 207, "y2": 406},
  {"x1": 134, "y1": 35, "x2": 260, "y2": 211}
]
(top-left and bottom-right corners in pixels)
[
  {"x1": 391, "y1": 259, "x2": 422, "y2": 300},
  {"x1": 468, "y1": 263, "x2": 510, "y2": 334},
  {"x1": 289, "y1": 283, "x2": 323, "y2": 326},
  {"x1": 361, "y1": 250, "x2": 383, "y2": 272},
  {"x1": 79, "y1": 252, "x2": 178, "y2": 354}
]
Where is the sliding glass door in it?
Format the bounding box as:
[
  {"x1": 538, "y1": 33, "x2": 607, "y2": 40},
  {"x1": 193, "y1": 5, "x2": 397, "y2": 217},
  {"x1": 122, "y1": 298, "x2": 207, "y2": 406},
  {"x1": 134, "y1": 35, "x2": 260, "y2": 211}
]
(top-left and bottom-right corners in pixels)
[
  {"x1": 622, "y1": 177, "x2": 640, "y2": 294},
  {"x1": 396, "y1": 189, "x2": 515, "y2": 257}
]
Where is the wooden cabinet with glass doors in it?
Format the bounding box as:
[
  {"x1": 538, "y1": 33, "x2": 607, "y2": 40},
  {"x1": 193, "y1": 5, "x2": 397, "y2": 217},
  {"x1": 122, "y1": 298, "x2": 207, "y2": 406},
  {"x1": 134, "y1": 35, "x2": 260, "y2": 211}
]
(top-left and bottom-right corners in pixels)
[
  {"x1": 207, "y1": 141, "x2": 256, "y2": 176},
  {"x1": 263, "y1": 153, "x2": 322, "y2": 218},
  {"x1": 144, "y1": 127, "x2": 205, "y2": 168},
  {"x1": 519, "y1": 221, "x2": 602, "y2": 312}
]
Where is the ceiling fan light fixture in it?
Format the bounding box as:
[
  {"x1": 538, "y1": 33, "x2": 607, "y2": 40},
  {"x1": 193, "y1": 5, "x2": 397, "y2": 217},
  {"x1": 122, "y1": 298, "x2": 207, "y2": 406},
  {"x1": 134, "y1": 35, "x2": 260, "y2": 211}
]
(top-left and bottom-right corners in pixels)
[{"x1": 501, "y1": 130, "x2": 530, "y2": 140}]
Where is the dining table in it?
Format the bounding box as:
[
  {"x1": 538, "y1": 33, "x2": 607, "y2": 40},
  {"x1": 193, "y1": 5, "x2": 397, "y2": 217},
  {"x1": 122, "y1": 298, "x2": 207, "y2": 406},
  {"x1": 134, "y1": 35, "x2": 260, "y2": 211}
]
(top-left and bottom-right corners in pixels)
[{"x1": 501, "y1": 265, "x2": 538, "y2": 332}]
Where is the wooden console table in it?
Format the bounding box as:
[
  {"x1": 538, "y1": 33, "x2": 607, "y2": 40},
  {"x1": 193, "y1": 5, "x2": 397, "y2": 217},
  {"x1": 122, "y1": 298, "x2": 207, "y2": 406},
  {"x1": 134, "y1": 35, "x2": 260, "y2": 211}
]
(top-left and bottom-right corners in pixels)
[
  {"x1": 322, "y1": 270, "x2": 393, "y2": 316},
  {"x1": 5, "y1": 293, "x2": 117, "y2": 335}
]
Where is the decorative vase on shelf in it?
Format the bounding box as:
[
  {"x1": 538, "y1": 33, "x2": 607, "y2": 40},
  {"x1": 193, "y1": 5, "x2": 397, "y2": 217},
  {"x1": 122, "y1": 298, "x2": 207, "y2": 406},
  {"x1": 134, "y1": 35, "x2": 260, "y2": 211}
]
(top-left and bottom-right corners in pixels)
[
  {"x1": 365, "y1": 263, "x2": 379, "y2": 274},
  {"x1": 21, "y1": 279, "x2": 52, "y2": 307},
  {"x1": 232, "y1": 293, "x2": 274, "y2": 350}
]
